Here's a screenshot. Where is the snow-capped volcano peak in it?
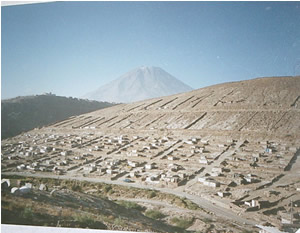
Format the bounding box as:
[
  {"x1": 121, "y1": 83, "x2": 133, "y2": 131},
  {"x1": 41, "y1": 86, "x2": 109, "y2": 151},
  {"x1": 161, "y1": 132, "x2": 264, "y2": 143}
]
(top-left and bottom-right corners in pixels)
[{"x1": 83, "y1": 66, "x2": 193, "y2": 103}]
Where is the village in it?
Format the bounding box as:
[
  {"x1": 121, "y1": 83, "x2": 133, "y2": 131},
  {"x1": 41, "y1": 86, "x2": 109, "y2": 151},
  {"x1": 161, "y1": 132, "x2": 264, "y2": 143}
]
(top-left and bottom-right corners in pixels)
[{"x1": 2, "y1": 127, "x2": 300, "y2": 231}]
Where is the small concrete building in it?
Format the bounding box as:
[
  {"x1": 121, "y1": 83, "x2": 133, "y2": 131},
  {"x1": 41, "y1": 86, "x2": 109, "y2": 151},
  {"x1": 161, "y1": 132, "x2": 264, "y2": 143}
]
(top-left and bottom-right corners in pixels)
[{"x1": 199, "y1": 158, "x2": 208, "y2": 164}]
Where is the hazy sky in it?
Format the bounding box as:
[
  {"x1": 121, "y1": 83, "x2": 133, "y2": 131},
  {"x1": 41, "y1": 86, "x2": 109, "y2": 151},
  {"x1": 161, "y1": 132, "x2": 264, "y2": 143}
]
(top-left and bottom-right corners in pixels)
[{"x1": 2, "y1": 1, "x2": 300, "y2": 99}]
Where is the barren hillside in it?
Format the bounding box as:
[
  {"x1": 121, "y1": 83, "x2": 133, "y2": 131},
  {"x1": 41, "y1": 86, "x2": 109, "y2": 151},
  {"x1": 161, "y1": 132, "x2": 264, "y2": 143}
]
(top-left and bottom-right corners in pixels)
[{"x1": 54, "y1": 76, "x2": 300, "y2": 138}]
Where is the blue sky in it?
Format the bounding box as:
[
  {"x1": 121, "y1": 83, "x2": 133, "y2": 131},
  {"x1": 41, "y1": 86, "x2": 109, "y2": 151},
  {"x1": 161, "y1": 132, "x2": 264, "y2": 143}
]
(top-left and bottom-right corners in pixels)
[{"x1": 2, "y1": 1, "x2": 300, "y2": 99}]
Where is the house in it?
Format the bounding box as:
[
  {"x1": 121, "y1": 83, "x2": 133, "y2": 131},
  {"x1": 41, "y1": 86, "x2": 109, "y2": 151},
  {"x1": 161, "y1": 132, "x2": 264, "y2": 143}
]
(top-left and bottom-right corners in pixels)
[
  {"x1": 184, "y1": 140, "x2": 194, "y2": 145},
  {"x1": 227, "y1": 139, "x2": 233, "y2": 144},
  {"x1": 244, "y1": 199, "x2": 260, "y2": 208},
  {"x1": 17, "y1": 164, "x2": 26, "y2": 170},
  {"x1": 198, "y1": 177, "x2": 206, "y2": 183},
  {"x1": 94, "y1": 146, "x2": 103, "y2": 151},
  {"x1": 146, "y1": 174, "x2": 160, "y2": 184},
  {"x1": 210, "y1": 172, "x2": 220, "y2": 177},
  {"x1": 253, "y1": 153, "x2": 261, "y2": 158},
  {"x1": 255, "y1": 225, "x2": 288, "y2": 233},
  {"x1": 201, "y1": 139, "x2": 209, "y2": 145},
  {"x1": 150, "y1": 144, "x2": 158, "y2": 149},
  {"x1": 199, "y1": 158, "x2": 208, "y2": 164},
  {"x1": 203, "y1": 179, "x2": 220, "y2": 188},
  {"x1": 129, "y1": 171, "x2": 138, "y2": 178},
  {"x1": 265, "y1": 148, "x2": 272, "y2": 153},
  {"x1": 25, "y1": 152, "x2": 32, "y2": 156},
  {"x1": 145, "y1": 163, "x2": 154, "y2": 170},
  {"x1": 169, "y1": 176, "x2": 180, "y2": 183},
  {"x1": 40, "y1": 148, "x2": 46, "y2": 153},
  {"x1": 217, "y1": 192, "x2": 231, "y2": 197},
  {"x1": 106, "y1": 169, "x2": 116, "y2": 174},
  {"x1": 168, "y1": 156, "x2": 177, "y2": 161},
  {"x1": 199, "y1": 147, "x2": 205, "y2": 153},
  {"x1": 289, "y1": 147, "x2": 297, "y2": 152},
  {"x1": 191, "y1": 138, "x2": 198, "y2": 143},
  {"x1": 178, "y1": 173, "x2": 186, "y2": 179},
  {"x1": 97, "y1": 167, "x2": 106, "y2": 172},
  {"x1": 199, "y1": 177, "x2": 220, "y2": 188},
  {"x1": 212, "y1": 167, "x2": 223, "y2": 173},
  {"x1": 61, "y1": 150, "x2": 72, "y2": 156},
  {"x1": 279, "y1": 210, "x2": 300, "y2": 225},
  {"x1": 83, "y1": 166, "x2": 96, "y2": 173},
  {"x1": 245, "y1": 176, "x2": 254, "y2": 183},
  {"x1": 128, "y1": 161, "x2": 139, "y2": 167}
]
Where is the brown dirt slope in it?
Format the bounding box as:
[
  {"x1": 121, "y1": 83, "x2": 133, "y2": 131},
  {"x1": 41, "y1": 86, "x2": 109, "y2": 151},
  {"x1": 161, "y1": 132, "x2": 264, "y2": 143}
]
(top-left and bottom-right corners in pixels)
[{"x1": 48, "y1": 76, "x2": 300, "y2": 137}]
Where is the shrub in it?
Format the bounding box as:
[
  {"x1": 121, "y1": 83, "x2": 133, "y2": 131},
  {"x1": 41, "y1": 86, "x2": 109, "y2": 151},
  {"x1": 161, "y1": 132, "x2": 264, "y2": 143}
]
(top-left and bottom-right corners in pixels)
[
  {"x1": 107, "y1": 189, "x2": 115, "y2": 195},
  {"x1": 170, "y1": 217, "x2": 194, "y2": 229},
  {"x1": 147, "y1": 191, "x2": 156, "y2": 198},
  {"x1": 71, "y1": 185, "x2": 82, "y2": 192},
  {"x1": 145, "y1": 209, "x2": 165, "y2": 220},
  {"x1": 114, "y1": 217, "x2": 126, "y2": 227},
  {"x1": 103, "y1": 184, "x2": 112, "y2": 193}
]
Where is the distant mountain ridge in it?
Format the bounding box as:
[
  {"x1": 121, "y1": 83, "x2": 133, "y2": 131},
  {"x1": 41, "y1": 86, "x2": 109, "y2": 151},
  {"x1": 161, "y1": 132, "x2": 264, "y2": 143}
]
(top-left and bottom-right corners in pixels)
[
  {"x1": 1, "y1": 94, "x2": 115, "y2": 139},
  {"x1": 83, "y1": 66, "x2": 193, "y2": 103}
]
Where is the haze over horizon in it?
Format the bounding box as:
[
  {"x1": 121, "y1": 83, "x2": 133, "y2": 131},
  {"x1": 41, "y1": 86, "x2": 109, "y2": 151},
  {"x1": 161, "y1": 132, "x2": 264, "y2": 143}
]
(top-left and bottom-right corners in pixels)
[{"x1": 2, "y1": 1, "x2": 300, "y2": 100}]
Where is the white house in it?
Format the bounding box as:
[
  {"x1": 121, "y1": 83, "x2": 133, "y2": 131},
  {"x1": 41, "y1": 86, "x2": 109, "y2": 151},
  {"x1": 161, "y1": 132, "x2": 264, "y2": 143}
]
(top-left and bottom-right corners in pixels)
[
  {"x1": 128, "y1": 161, "x2": 139, "y2": 167},
  {"x1": 199, "y1": 158, "x2": 208, "y2": 164},
  {"x1": 145, "y1": 163, "x2": 154, "y2": 170}
]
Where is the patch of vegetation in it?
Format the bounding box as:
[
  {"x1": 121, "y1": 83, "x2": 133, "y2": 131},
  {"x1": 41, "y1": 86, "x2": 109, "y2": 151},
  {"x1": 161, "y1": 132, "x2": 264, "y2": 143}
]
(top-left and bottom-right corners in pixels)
[
  {"x1": 113, "y1": 217, "x2": 126, "y2": 227},
  {"x1": 74, "y1": 214, "x2": 106, "y2": 229},
  {"x1": 145, "y1": 209, "x2": 165, "y2": 220},
  {"x1": 71, "y1": 185, "x2": 82, "y2": 192},
  {"x1": 116, "y1": 200, "x2": 145, "y2": 211},
  {"x1": 181, "y1": 198, "x2": 200, "y2": 210},
  {"x1": 102, "y1": 184, "x2": 112, "y2": 193},
  {"x1": 170, "y1": 217, "x2": 194, "y2": 229},
  {"x1": 22, "y1": 207, "x2": 34, "y2": 220},
  {"x1": 147, "y1": 190, "x2": 157, "y2": 198},
  {"x1": 107, "y1": 189, "x2": 115, "y2": 195}
]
